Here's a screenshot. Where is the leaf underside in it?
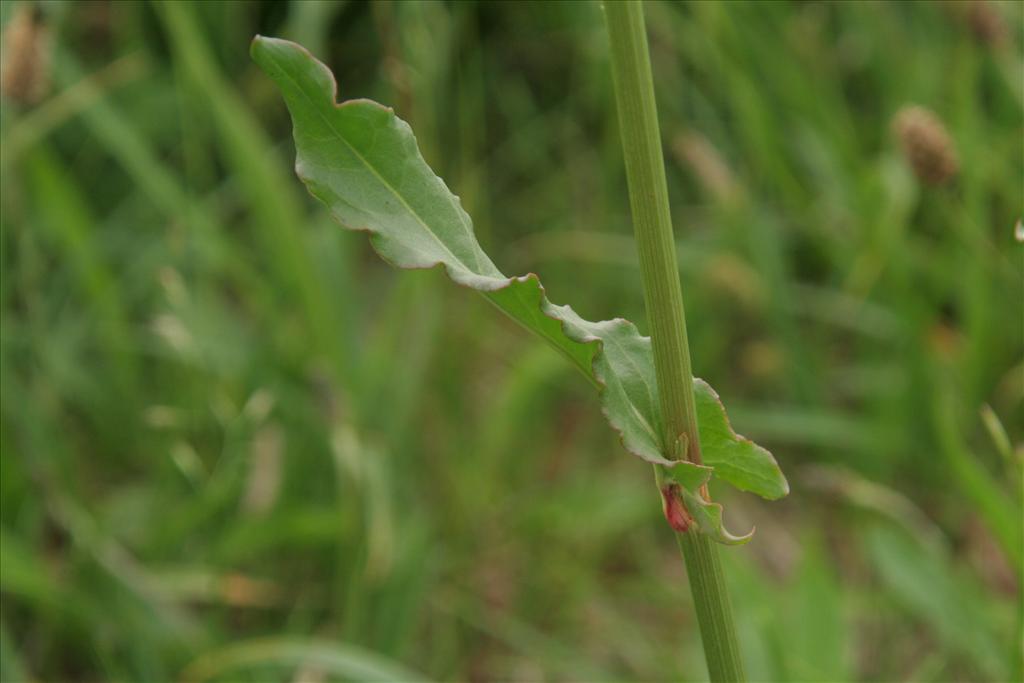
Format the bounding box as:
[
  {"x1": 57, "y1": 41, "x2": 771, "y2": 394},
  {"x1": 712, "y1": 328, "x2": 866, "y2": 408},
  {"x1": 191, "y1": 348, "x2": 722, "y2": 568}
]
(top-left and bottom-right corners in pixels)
[{"x1": 251, "y1": 37, "x2": 788, "y2": 541}]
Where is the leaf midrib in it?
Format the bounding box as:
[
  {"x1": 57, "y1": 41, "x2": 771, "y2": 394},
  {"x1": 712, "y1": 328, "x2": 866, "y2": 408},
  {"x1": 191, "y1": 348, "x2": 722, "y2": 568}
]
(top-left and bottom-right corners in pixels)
[
  {"x1": 265, "y1": 45, "x2": 484, "y2": 276},
  {"x1": 268, "y1": 45, "x2": 613, "y2": 399},
  {"x1": 264, "y1": 41, "x2": 664, "y2": 464}
]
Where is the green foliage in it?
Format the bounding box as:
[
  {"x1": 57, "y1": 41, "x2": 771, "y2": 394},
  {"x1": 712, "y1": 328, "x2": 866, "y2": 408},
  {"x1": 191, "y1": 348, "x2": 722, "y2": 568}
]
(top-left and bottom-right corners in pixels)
[
  {"x1": 865, "y1": 524, "x2": 1010, "y2": 680},
  {"x1": 2, "y1": 1, "x2": 1021, "y2": 682},
  {"x1": 250, "y1": 36, "x2": 787, "y2": 526},
  {"x1": 182, "y1": 637, "x2": 432, "y2": 683}
]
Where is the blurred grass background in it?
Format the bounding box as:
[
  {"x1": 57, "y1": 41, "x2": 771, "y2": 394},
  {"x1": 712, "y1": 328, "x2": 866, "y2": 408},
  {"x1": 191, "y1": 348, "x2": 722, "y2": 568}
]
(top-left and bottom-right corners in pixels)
[{"x1": 1, "y1": 1, "x2": 1022, "y2": 681}]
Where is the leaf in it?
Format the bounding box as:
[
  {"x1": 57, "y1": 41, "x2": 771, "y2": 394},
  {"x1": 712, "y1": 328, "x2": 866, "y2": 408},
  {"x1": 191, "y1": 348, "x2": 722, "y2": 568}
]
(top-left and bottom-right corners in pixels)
[
  {"x1": 679, "y1": 486, "x2": 755, "y2": 545},
  {"x1": 694, "y1": 380, "x2": 789, "y2": 499},
  {"x1": 660, "y1": 463, "x2": 754, "y2": 545},
  {"x1": 250, "y1": 36, "x2": 788, "y2": 507},
  {"x1": 865, "y1": 524, "x2": 1010, "y2": 680},
  {"x1": 181, "y1": 637, "x2": 432, "y2": 683}
]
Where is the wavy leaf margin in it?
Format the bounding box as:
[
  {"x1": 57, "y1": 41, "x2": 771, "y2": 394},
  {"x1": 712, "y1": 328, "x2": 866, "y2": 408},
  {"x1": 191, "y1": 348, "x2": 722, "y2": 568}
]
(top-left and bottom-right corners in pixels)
[{"x1": 250, "y1": 36, "x2": 788, "y2": 523}]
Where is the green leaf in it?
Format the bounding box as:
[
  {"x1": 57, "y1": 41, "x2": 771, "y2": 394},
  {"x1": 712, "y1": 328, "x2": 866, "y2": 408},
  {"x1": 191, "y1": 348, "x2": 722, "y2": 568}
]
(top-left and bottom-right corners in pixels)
[
  {"x1": 660, "y1": 463, "x2": 755, "y2": 545},
  {"x1": 250, "y1": 36, "x2": 788, "y2": 506},
  {"x1": 694, "y1": 380, "x2": 789, "y2": 500},
  {"x1": 865, "y1": 524, "x2": 1010, "y2": 680},
  {"x1": 679, "y1": 486, "x2": 755, "y2": 546},
  {"x1": 182, "y1": 637, "x2": 432, "y2": 683}
]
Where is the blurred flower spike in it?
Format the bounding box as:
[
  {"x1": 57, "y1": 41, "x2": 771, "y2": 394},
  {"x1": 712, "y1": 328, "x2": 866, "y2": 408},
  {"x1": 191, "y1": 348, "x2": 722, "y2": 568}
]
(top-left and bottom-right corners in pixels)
[{"x1": 893, "y1": 105, "x2": 959, "y2": 186}]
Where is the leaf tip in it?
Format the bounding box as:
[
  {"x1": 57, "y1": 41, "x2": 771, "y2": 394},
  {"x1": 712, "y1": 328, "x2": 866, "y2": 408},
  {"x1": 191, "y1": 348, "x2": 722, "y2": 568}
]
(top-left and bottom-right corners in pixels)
[
  {"x1": 250, "y1": 34, "x2": 290, "y2": 74},
  {"x1": 779, "y1": 474, "x2": 791, "y2": 498},
  {"x1": 721, "y1": 524, "x2": 756, "y2": 546},
  {"x1": 250, "y1": 34, "x2": 271, "y2": 60}
]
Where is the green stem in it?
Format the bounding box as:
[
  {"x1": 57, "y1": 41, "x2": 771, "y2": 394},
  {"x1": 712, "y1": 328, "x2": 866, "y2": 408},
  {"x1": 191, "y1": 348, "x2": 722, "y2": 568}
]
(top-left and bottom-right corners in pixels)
[{"x1": 603, "y1": 2, "x2": 745, "y2": 681}]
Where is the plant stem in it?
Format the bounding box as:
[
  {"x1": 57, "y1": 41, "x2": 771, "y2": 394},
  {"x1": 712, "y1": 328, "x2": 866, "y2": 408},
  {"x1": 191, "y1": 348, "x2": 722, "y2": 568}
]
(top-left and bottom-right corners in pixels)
[{"x1": 602, "y1": 2, "x2": 745, "y2": 681}]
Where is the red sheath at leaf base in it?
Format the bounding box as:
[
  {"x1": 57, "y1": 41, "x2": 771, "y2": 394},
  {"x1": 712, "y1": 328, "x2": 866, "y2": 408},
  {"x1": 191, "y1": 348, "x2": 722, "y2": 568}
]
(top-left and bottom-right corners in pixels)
[{"x1": 661, "y1": 483, "x2": 694, "y2": 533}]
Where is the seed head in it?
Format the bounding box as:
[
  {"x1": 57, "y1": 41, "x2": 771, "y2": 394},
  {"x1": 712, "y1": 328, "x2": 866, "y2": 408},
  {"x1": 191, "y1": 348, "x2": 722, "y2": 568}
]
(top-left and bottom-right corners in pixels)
[
  {"x1": 0, "y1": 4, "x2": 51, "y2": 105},
  {"x1": 966, "y1": 0, "x2": 1008, "y2": 47},
  {"x1": 893, "y1": 105, "x2": 959, "y2": 186}
]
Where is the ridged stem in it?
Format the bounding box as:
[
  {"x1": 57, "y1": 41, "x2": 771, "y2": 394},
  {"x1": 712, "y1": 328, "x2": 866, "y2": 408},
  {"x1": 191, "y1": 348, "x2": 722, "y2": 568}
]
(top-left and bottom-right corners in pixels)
[{"x1": 603, "y1": 2, "x2": 745, "y2": 681}]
